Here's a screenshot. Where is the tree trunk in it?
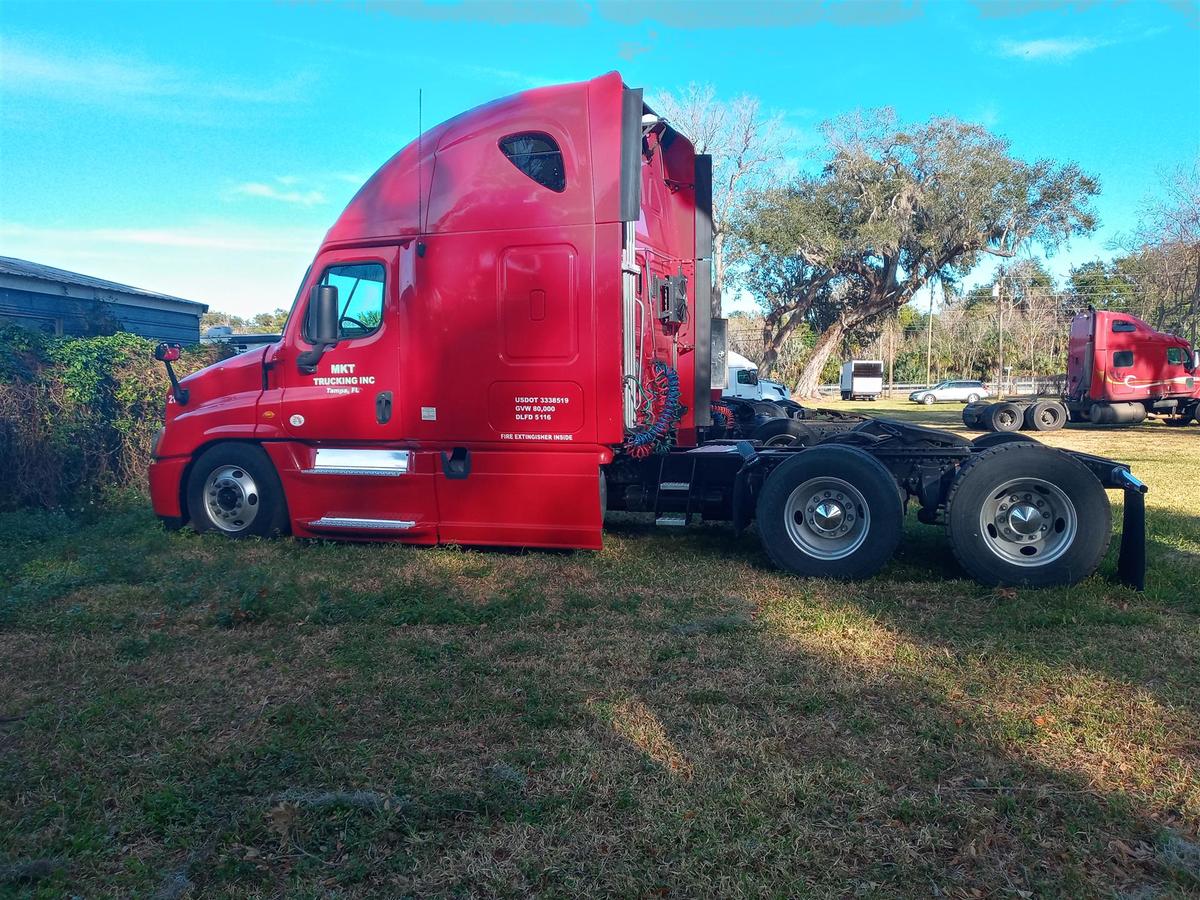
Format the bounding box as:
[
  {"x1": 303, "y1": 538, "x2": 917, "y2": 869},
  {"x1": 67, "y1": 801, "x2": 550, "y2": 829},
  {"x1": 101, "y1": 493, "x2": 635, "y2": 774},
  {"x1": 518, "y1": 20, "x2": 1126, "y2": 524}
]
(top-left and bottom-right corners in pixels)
[
  {"x1": 759, "y1": 307, "x2": 806, "y2": 376},
  {"x1": 793, "y1": 322, "x2": 845, "y2": 398}
]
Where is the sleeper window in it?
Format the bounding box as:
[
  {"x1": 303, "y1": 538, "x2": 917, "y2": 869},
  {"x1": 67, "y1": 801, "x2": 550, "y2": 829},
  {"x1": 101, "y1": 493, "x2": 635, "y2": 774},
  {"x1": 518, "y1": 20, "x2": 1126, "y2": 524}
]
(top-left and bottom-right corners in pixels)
[
  {"x1": 320, "y1": 263, "x2": 385, "y2": 339},
  {"x1": 1113, "y1": 350, "x2": 1134, "y2": 368},
  {"x1": 499, "y1": 132, "x2": 566, "y2": 192},
  {"x1": 1112, "y1": 320, "x2": 1136, "y2": 333}
]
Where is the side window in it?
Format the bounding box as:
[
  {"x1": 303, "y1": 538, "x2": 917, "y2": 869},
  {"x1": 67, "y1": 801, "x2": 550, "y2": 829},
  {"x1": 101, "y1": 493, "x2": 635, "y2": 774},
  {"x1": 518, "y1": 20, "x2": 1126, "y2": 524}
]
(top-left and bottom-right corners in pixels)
[
  {"x1": 499, "y1": 132, "x2": 566, "y2": 192},
  {"x1": 1113, "y1": 350, "x2": 1134, "y2": 368},
  {"x1": 1112, "y1": 320, "x2": 1136, "y2": 333},
  {"x1": 736, "y1": 369, "x2": 759, "y2": 385},
  {"x1": 318, "y1": 262, "x2": 386, "y2": 340},
  {"x1": 1167, "y1": 347, "x2": 1185, "y2": 365}
]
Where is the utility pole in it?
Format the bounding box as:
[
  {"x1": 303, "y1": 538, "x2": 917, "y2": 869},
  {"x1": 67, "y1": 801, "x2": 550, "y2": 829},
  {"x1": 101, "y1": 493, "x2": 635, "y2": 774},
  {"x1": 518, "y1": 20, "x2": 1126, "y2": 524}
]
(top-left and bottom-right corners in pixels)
[
  {"x1": 887, "y1": 319, "x2": 895, "y2": 399},
  {"x1": 925, "y1": 280, "x2": 935, "y2": 387},
  {"x1": 993, "y1": 278, "x2": 1005, "y2": 399}
]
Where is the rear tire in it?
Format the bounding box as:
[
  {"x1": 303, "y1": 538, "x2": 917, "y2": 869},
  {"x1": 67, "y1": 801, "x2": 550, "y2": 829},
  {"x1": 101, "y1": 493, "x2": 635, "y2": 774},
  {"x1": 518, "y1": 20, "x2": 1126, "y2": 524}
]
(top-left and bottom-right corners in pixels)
[
  {"x1": 963, "y1": 403, "x2": 987, "y2": 429},
  {"x1": 1025, "y1": 401, "x2": 1067, "y2": 432},
  {"x1": 946, "y1": 444, "x2": 1110, "y2": 587},
  {"x1": 186, "y1": 443, "x2": 289, "y2": 538},
  {"x1": 972, "y1": 432, "x2": 1037, "y2": 450},
  {"x1": 756, "y1": 446, "x2": 903, "y2": 580},
  {"x1": 985, "y1": 402, "x2": 1022, "y2": 433},
  {"x1": 751, "y1": 418, "x2": 817, "y2": 447},
  {"x1": 966, "y1": 393, "x2": 980, "y2": 404},
  {"x1": 752, "y1": 400, "x2": 787, "y2": 419}
]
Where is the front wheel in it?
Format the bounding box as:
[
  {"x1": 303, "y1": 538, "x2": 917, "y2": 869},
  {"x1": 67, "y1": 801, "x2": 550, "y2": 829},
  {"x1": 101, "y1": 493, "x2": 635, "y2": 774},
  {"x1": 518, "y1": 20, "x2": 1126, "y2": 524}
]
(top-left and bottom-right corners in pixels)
[
  {"x1": 923, "y1": 394, "x2": 936, "y2": 406},
  {"x1": 946, "y1": 443, "x2": 1110, "y2": 587},
  {"x1": 186, "y1": 443, "x2": 289, "y2": 538},
  {"x1": 756, "y1": 446, "x2": 903, "y2": 580}
]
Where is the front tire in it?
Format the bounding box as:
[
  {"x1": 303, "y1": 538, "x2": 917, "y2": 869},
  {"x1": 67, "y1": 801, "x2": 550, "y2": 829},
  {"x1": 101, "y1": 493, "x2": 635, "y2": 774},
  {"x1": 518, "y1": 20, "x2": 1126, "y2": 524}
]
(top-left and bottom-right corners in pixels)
[
  {"x1": 946, "y1": 444, "x2": 1110, "y2": 587},
  {"x1": 186, "y1": 443, "x2": 288, "y2": 538},
  {"x1": 756, "y1": 446, "x2": 903, "y2": 580},
  {"x1": 923, "y1": 394, "x2": 936, "y2": 406}
]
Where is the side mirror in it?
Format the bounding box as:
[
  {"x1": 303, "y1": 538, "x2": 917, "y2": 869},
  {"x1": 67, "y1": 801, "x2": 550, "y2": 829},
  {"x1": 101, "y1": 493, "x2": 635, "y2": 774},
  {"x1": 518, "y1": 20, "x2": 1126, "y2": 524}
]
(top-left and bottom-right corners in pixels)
[
  {"x1": 305, "y1": 283, "x2": 339, "y2": 346},
  {"x1": 298, "y1": 284, "x2": 338, "y2": 375},
  {"x1": 154, "y1": 342, "x2": 182, "y2": 362}
]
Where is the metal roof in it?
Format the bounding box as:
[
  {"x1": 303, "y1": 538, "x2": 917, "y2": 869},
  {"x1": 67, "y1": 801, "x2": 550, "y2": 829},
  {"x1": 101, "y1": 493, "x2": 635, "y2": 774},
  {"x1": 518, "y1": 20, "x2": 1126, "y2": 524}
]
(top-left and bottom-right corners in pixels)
[{"x1": 0, "y1": 255, "x2": 207, "y2": 311}]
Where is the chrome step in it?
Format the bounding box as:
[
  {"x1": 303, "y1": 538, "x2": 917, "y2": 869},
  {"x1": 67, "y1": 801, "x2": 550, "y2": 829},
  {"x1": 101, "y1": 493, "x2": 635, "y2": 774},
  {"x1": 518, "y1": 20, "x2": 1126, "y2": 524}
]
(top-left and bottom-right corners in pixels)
[
  {"x1": 656, "y1": 514, "x2": 688, "y2": 527},
  {"x1": 311, "y1": 516, "x2": 415, "y2": 531},
  {"x1": 659, "y1": 481, "x2": 690, "y2": 491}
]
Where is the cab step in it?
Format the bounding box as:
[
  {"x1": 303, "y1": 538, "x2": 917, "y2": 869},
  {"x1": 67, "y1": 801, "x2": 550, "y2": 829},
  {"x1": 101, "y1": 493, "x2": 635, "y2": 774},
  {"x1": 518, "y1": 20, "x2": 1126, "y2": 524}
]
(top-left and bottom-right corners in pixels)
[{"x1": 655, "y1": 513, "x2": 689, "y2": 527}]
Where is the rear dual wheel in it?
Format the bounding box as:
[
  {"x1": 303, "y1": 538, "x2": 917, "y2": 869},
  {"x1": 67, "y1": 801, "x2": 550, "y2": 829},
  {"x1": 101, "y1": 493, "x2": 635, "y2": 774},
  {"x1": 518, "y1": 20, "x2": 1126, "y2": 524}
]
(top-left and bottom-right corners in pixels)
[
  {"x1": 756, "y1": 446, "x2": 902, "y2": 580},
  {"x1": 946, "y1": 443, "x2": 1110, "y2": 587},
  {"x1": 1024, "y1": 401, "x2": 1067, "y2": 432},
  {"x1": 985, "y1": 402, "x2": 1022, "y2": 433}
]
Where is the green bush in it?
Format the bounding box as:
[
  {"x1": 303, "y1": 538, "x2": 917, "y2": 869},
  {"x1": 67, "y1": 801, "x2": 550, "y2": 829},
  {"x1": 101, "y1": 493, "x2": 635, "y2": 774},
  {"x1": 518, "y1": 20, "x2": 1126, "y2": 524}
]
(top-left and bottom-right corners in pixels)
[{"x1": 0, "y1": 325, "x2": 228, "y2": 509}]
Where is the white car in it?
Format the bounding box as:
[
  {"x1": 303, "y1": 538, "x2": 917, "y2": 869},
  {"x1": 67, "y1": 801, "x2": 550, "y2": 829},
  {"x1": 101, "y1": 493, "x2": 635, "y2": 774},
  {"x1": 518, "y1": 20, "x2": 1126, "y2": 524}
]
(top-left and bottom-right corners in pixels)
[{"x1": 909, "y1": 380, "x2": 990, "y2": 405}]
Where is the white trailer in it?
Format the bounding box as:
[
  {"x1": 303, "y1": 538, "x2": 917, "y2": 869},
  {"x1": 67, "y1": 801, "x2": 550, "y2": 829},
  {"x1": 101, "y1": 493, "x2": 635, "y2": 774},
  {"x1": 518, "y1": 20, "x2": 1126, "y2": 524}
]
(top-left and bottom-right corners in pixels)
[{"x1": 840, "y1": 360, "x2": 884, "y2": 400}]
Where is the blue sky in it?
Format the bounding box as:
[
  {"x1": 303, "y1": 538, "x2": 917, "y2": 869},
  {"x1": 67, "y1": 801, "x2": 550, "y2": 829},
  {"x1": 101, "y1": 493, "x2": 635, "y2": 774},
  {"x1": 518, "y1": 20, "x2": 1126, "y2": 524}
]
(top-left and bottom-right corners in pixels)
[{"x1": 1, "y1": 0, "x2": 1197, "y2": 317}]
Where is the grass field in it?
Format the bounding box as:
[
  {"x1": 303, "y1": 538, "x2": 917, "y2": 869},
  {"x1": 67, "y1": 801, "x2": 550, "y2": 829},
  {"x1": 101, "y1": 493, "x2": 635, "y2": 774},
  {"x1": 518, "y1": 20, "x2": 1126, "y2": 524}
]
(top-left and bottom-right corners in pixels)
[{"x1": 2, "y1": 399, "x2": 1198, "y2": 897}]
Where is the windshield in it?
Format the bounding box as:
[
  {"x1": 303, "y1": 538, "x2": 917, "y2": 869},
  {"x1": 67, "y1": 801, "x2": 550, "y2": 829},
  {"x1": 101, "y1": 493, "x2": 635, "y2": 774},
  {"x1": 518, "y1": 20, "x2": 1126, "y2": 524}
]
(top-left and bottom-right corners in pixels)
[{"x1": 284, "y1": 265, "x2": 312, "y2": 332}]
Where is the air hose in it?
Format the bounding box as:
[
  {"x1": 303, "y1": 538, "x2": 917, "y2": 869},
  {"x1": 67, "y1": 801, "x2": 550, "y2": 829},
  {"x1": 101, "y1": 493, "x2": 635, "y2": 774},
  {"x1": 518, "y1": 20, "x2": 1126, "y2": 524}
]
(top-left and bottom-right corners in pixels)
[{"x1": 626, "y1": 361, "x2": 683, "y2": 458}]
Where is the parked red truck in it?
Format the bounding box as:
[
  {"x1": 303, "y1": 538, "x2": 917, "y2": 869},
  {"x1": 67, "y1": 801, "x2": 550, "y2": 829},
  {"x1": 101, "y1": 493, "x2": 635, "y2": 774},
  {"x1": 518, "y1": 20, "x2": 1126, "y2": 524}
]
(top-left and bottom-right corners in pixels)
[
  {"x1": 150, "y1": 73, "x2": 1148, "y2": 589},
  {"x1": 1066, "y1": 308, "x2": 1199, "y2": 425},
  {"x1": 966, "y1": 309, "x2": 1199, "y2": 433}
]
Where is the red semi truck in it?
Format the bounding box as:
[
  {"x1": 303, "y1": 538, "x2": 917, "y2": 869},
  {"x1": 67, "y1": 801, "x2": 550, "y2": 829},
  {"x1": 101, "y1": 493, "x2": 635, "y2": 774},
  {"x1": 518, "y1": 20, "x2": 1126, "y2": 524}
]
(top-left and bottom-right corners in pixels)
[
  {"x1": 966, "y1": 309, "x2": 1199, "y2": 432},
  {"x1": 149, "y1": 72, "x2": 1148, "y2": 589}
]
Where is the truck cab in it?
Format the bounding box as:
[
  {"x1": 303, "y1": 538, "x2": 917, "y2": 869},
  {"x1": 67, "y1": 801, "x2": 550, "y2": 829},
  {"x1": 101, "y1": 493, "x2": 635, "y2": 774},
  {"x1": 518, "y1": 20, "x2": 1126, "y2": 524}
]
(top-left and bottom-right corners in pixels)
[
  {"x1": 1067, "y1": 309, "x2": 1199, "y2": 424},
  {"x1": 150, "y1": 72, "x2": 708, "y2": 550}
]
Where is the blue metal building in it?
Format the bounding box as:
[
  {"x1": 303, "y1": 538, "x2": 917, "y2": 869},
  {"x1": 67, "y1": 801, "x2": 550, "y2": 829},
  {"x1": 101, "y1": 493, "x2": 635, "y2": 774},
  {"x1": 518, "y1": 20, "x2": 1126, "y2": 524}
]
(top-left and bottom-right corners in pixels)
[{"x1": 0, "y1": 256, "x2": 207, "y2": 343}]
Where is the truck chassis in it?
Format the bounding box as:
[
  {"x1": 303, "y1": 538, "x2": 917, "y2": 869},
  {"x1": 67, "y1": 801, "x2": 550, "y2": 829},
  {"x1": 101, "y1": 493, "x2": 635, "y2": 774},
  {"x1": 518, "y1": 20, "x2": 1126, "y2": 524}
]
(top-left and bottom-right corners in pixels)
[{"x1": 606, "y1": 414, "x2": 1146, "y2": 590}]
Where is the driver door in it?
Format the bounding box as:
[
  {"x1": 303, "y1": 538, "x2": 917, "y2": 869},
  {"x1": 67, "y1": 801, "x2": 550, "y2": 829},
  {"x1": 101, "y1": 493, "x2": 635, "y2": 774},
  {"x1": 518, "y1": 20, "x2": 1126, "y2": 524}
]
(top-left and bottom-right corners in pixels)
[{"x1": 274, "y1": 247, "x2": 400, "y2": 441}]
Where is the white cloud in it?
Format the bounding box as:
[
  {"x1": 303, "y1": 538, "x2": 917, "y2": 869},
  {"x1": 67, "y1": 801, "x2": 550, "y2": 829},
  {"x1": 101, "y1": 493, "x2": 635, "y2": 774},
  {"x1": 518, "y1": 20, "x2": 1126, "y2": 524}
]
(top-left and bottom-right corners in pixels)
[
  {"x1": 997, "y1": 36, "x2": 1111, "y2": 60},
  {"x1": 0, "y1": 220, "x2": 322, "y2": 316},
  {"x1": 230, "y1": 182, "x2": 327, "y2": 207},
  {"x1": 0, "y1": 220, "x2": 319, "y2": 255},
  {"x1": 997, "y1": 23, "x2": 1172, "y2": 63},
  {"x1": 0, "y1": 38, "x2": 314, "y2": 106}
]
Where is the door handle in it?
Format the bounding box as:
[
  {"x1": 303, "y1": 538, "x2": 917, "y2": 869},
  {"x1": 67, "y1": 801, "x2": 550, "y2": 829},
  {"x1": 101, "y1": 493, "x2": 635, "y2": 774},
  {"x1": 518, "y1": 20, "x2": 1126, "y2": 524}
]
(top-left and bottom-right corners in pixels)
[{"x1": 376, "y1": 391, "x2": 393, "y2": 425}]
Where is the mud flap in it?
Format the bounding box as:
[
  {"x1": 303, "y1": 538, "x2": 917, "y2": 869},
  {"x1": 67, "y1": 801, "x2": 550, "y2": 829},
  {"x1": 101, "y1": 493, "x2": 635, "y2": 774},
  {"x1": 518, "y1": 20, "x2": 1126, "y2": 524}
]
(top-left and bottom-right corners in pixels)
[
  {"x1": 1117, "y1": 486, "x2": 1146, "y2": 591},
  {"x1": 731, "y1": 441, "x2": 759, "y2": 536}
]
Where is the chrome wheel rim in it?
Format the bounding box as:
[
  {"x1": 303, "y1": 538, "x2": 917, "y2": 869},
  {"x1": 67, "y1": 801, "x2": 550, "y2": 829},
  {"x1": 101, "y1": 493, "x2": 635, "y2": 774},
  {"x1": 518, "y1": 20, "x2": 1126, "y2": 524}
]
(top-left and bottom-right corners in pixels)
[
  {"x1": 783, "y1": 477, "x2": 870, "y2": 560},
  {"x1": 203, "y1": 465, "x2": 260, "y2": 532},
  {"x1": 978, "y1": 477, "x2": 1076, "y2": 567}
]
